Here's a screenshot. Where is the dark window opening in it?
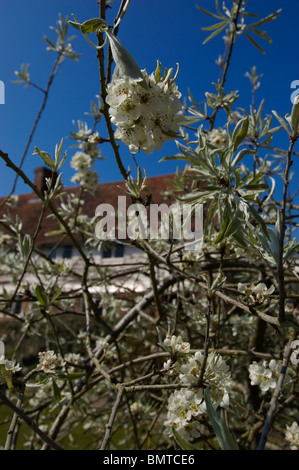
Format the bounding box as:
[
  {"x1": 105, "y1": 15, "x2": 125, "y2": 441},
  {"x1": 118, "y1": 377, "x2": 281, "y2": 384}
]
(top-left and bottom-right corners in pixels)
[
  {"x1": 62, "y1": 245, "x2": 73, "y2": 259},
  {"x1": 102, "y1": 242, "x2": 124, "y2": 258},
  {"x1": 102, "y1": 247, "x2": 112, "y2": 258},
  {"x1": 12, "y1": 295, "x2": 22, "y2": 314},
  {"x1": 115, "y1": 244, "x2": 124, "y2": 257}
]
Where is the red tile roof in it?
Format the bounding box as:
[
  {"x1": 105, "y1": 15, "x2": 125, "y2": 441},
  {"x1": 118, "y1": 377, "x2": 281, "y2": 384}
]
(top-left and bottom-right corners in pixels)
[{"x1": 0, "y1": 172, "x2": 176, "y2": 246}]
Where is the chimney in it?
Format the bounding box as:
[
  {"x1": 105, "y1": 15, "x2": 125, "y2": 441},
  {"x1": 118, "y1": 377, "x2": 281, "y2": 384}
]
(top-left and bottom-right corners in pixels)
[{"x1": 34, "y1": 167, "x2": 57, "y2": 193}]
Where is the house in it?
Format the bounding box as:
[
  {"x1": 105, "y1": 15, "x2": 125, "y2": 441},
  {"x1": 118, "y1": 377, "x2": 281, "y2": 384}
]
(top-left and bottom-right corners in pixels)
[{"x1": 0, "y1": 168, "x2": 181, "y2": 318}]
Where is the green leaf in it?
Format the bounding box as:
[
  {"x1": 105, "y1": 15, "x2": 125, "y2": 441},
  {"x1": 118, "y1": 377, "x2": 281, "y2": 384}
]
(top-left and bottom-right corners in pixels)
[
  {"x1": 242, "y1": 183, "x2": 269, "y2": 192},
  {"x1": 196, "y1": 5, "x2": 223, "y2": 20},
  {"x1": 232, "y1": 117, "x2": 249, "y2": 151},
  {"x1": 215, "y1": 208, "x2": 243, "y2": 243},
  {"x1": 65, "y1": 372, "x2": 86, "y2": 380},
  {"x1": 45, "y1": 230, "x2": 64, "y2": 237},
  {"x1": 247, "y1": 27, "x2": 272, "y2": 43},
  {"x1": 69, "y1": 17, "x2": 108, "y2": 34},
  {"x1": 54, "y1": 138, "x2": 64, "y2": 168},
  {"x1": 204, "y1": 387, "x2": 239, "y2": 450},
  {"x1": 68, "y1": 20, "x2": 82, "y2": 31},
  {"x1": 202, "y1": 23, "x2": 227, "y2": 45},
  {"x1": 244, "y1": 32, "x2": 266, "y2": 54},
  {"x1": 34, "y1": 147, "x2": 54, "y2": 169},
  {"x1": 172, "y1": 428, "x2": 201, "y2": 450},
  {"x1": 0, "y1": 365, "x2": 12, "y2": 388},
  {"x1": 44, "y1": 36, "x2": 56, "y2": 49},
  {"x1": 245, "y1": 203, "x2": 269, "y2": 239},
  {"x1": 35, "y1": 285, "x2": 49, "y2": 308},
  {"x1": 248, "y1": 9, "x2": 282, "y2": 28},
  {"x1": 232, "y1": 149, "x2": 256, "y2": 167},
  {"x1": 202, "y1": 20, "x2": 226, "y2": 31},
  {"x1": 80, "y1": 18, "x2": 108, "y2": 34},
  {"x1": 21, "y1": 234, "x2": 31, "y2": 259},
  {"x1": 52, "y1": 378, "x2": 62, "y2": 403},
  {"x1": 50, "y1": 287, "x2": 62, "y2": 305},
  {"x1": 272, "y1": 110, "x2": 291, "y2": 135},
  {"x1": 155, "y1": 60, "x2": 162, "y2": 82}
]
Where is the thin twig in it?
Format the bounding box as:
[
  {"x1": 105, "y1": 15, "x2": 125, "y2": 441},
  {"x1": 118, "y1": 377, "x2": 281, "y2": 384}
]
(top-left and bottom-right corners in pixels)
[
  {"x1": 0, "y1": 52, "x2": 63, "y2": 212},
  {"x1": 277, "y1": 136, "x2": 298, "y2": 323},
  {"x1": 0, "y1": 389, "x2": 64, "y2": 450},
  {"x1": 99, "y1": 385, "x2": 124, "y2": 450},
  {"x1": 257, "y1": 328, "x2": 297, "y2": 450}
]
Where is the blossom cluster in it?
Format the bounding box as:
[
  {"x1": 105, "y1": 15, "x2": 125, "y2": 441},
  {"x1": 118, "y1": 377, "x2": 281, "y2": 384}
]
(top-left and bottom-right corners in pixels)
[
  {"x1": 164, "y1": 334, "x2": 191, "y2": 356},
  {"x1": 285, "y1": 421, "x2": 299, "y2": 450},
  {"x1": 0, "y1": 355, "x2": 22, "y2": 387},
  {"x1": 207, "y1": 127, "x2": 229, "y2": 148},
  {"x1": 248, "y1": 359, "x2": 290, "y2": 394},
  {"x1": 106, "y1": 64, "x2": 183, "y2": 154},
  {"x1": 238, "y1": 282, "x2": 275, "y2": 306},
  {"x1": 163, "y1": 337, "x2": 232, "y2": 441},
  {"x1": 38, "y1": 350, "x2": 65, "y2": 375},
  {"x1": 70, "y1": 121, "x2": 100, "y2": 194}
]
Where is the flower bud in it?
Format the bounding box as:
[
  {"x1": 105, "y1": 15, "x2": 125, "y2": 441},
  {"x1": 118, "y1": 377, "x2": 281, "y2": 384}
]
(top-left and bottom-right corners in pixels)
[
  {"x1": 291, "y1": 94, "x2": 299, "y2": 136},
  {"x1": 106, "y1": 31, "x2": 144, "y2": 83}
]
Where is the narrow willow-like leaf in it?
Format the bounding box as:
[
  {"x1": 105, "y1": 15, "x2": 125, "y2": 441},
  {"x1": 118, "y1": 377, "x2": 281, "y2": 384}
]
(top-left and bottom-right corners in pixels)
[
  {"x1": 272, "y1": 110, "x2": 291, "y2": 135},
  {"x1": 202, "y1": 20, "x2": 226, "y2": 31},
  {"x1": 35, "y1": 285, "x2": 49, "y2": 308},
  {"x1": 247, "y1": 26, "x2": 272, "y2": 43},
  {"x1": 244, "y1": 32, "x2": 266, "y2": 54},
  {"x1": 204, "y1": 387, "x2": 238, "y2": 450},
  {"x1": 52, "y1": 378, "x2": 62, "y2": 403},
  {"x1": 232, "y1": 116, "x2": 249, "y2": 151},
  {"x1": 172, "y1": 428, "x2": 201, "y2": 450},
  {"x1": 196, "y1": 4, "x2": 223, "y2": 20},
  {"x1": 248, "y1": 9, "x2": 282, "y2": 28},
  {"x1": 202, "y1": 23, "x2": 227, "y2": 45}
]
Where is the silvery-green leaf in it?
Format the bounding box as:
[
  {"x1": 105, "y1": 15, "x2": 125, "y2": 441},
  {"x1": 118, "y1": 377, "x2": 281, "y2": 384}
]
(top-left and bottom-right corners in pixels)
[
  {"x1": 35, "y1": 285, "x2": 49, "y2": 308},
  {"x1": 232, "y1": 116, "x2": 249, "y2": 151},
  {"x1": 172, "y1": 428, "x2": 201, "y2": 450},
  {"x1": 106, "y1": 31, "x2": 144, "y2": 82},
  {"x1": 204, "y1": 387, "x2": 239, "y2": 450},
  {"x1": 68, "y1": 20, "x2": 82, "y2": 31},
  {"x1": 272, "y1": 110, "x2": 291, "y2": 135},
  {"x1": 80, "y1": 18, "x2": 108, "y2": 34},
  {"x1": 34, "y1": 147, "x2": 54, "y2": 169},
  {"x1": 290, "y1": 95, "x2": 299, "y2": 135}
]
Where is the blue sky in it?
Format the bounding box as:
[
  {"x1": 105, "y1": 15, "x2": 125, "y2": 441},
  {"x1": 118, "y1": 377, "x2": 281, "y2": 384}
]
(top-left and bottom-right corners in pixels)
[{"x1": 0, "y1": 0, "x2": 298, "y2": 199}]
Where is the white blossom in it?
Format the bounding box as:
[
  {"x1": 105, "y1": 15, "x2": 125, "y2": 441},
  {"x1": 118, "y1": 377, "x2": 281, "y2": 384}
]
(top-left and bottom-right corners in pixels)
[
  {"x1": 70, "y1": 151, "x2": 93, "y2": 172},
  {"x1": 238, "y1": 282, "x2": 275, "y2": 305},
  {"x1": 163, "y1": 334, "x2": 191, "y2": 356},
  {"x1": 207, "y1": 127, "x2": 229, "y2": 148},
  {"x1": 0, "y1": 355, "x2": 21, "y2": 376},
  {"x1": 106, "y1": 65, "x2": 183, "y2": 154},
  {"x1": 285, "y1": 421, "x2": 299, "y2": 450},
  {"x1": 0, "y1": 355, "x2": 22, "y2": 387},
  {"x1": 69, "y1": 122, "x2": 100, "y2": 194},
  {"x1": 38, "y1": 350, "x2": 65, "y2": 375},
  {"x1": 165, "y1": 350, "x2": 232, "y2": 440},
  {"x1": 248, "y1": 360, "x2": 277, "y2": 393}
]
